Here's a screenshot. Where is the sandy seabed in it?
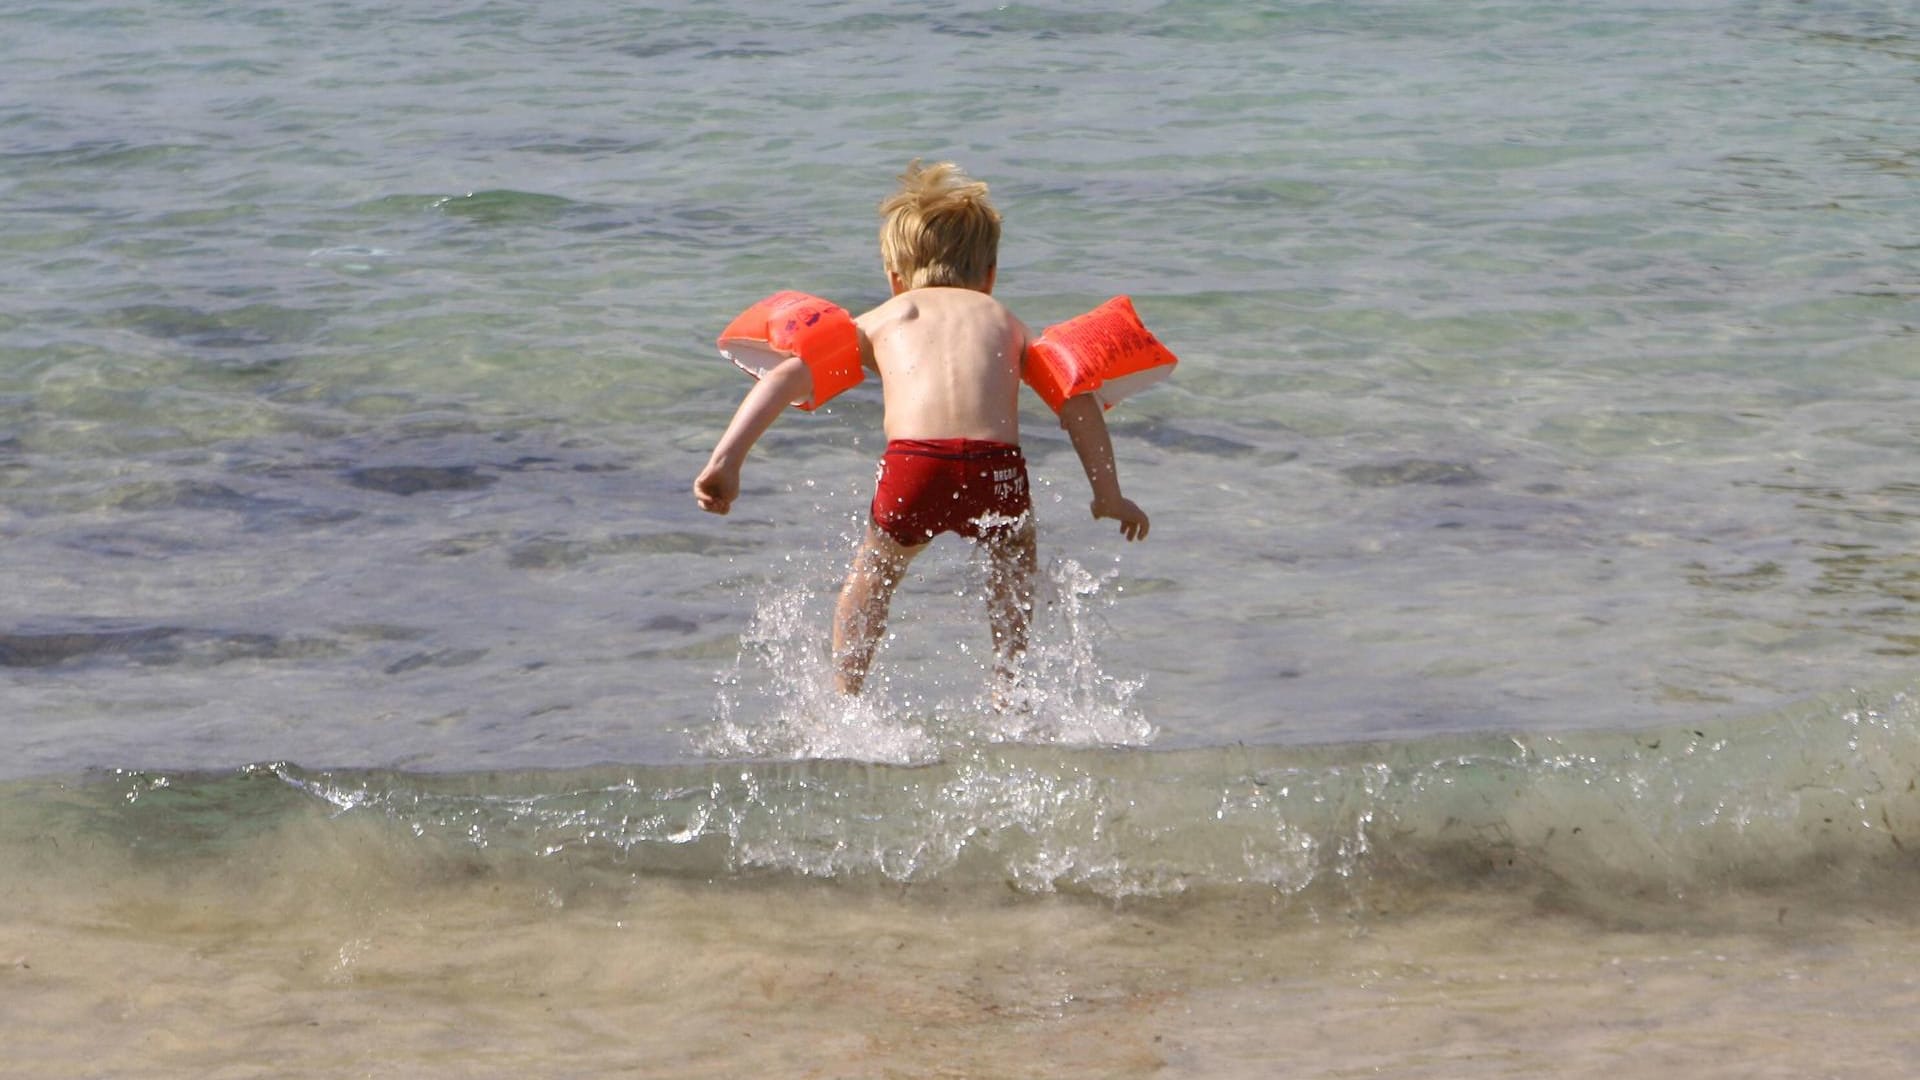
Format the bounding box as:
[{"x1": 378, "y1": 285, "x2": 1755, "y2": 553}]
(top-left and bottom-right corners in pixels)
[{"x1": 5, "y1": 849, "x2": 1920, "y2": 1080}]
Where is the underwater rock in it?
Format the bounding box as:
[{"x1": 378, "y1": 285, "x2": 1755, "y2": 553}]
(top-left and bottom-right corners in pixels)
[
  {"x1": 344, "y1": 465, "x2": 496, "y2": 496},
  {"x1": 0, "y1": 627, "x2": 183, "y2": 668},
  {"x1": 1125, "y1": 421, "x2": 1257, "y2": 458},
  {"x1": 1341, "y1": 460, "x2": 1487, "y2": 488},
  {"x1": 383, "y1": 649, "x2": 488, "y2": 676},
  {"x1": 0, "y1": 626, "x2": 330, "y2": 668}
]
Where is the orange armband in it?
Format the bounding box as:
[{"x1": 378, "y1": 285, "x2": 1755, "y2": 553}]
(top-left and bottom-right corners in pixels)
[
  {"x1": 716, "y1": 291, "x2": 864, "y2": 411},
  {"x1": 1023, "y1": 296, "x2": 1178, "y2": 414}
]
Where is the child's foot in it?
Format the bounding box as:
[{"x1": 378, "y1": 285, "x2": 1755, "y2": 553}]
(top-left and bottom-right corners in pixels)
[{"x1": 989, "y1": 673, "x2": 1036, "y2": 722}]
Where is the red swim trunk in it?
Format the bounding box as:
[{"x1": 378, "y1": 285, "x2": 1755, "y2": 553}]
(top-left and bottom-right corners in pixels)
[{"x1": 870, "y1": 439, "x2": 1031, "y2": 546}]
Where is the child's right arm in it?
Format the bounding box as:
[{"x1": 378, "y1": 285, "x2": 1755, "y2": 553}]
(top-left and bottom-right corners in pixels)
[
  {"x1": 1058, "y1": 394, "x2": 1150, "y2": 542},
  {"x1": 693, "y1": 355, "x2": 815, "y2": 515}
]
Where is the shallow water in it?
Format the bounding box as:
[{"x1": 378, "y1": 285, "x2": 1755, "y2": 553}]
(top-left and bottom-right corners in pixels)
[
  {"x1": 4, "y1": 0, "x2": 1920, "y2": 1074},
  {"x1": 8, "y1": 760, "x2": 1920, "y2": 1078}
]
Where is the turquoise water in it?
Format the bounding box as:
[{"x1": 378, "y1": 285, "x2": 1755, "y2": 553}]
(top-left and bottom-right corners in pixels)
[
  {"x1": 4, "y1": 2, "x2": 1920, "y2": 1074},
  {"x1": 4, "y1": 0, "x2": 1916, "y2": 772}
]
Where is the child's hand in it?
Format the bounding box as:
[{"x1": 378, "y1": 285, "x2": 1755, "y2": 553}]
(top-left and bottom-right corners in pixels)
[
  {"x1": 694, "y1": 462, "x2": 740, "y2": 515},
  {"x1": 1091, "y1": 495, "x2": 1149, "y2": 542}
]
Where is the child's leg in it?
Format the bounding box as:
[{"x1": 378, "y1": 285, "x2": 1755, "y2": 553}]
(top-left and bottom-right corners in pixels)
[
  {"x1": 832, "y1": 523, "x2": 925, "y2": 695},
  {"x1": 981, "y1": 518, "x2": 1037, "y2": 687}
]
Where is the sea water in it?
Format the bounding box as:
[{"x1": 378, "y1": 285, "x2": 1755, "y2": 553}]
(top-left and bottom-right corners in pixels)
[{"x1": 3, "y1": 0, "x2": 1919, "y2": 1076}]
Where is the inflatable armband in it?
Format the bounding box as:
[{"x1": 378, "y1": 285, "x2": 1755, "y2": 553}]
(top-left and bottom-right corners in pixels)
[
  {"x1": 1024, "y1": 296, "x2": 1177, "y2": 414},
  {"x1": 717, "y1": 291, "x2": 863, "y2": 411}
]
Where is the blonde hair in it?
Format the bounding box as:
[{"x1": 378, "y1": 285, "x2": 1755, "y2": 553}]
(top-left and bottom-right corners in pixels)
[{"x1": 878, "y1": 160, "x2": 1001, "y2": 290}]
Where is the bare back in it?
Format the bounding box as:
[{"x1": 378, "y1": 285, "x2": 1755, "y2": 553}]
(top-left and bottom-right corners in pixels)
[{"x1": 855, "y1": 287, "x2": 1031, "y2": 444}]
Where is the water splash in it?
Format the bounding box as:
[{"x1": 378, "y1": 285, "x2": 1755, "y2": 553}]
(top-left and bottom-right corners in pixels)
[
  {"x1": 698, "y1": 542, "x2": 1151, "y2": 763},
  {"x1": 698, "y1": 547, "x2": 938, "y2": 765},
  {"x1": 982, "y1": 555, "x2": 1153, "y2": 749}
]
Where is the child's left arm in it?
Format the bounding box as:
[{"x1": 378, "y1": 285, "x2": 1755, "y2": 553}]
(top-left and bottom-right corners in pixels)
[
  {"x1": 693, "y1": 355, "x2": 815, "y2": 515},
  {"x1": 1058, "y1": 394, "x2": 1150, "y2": 542}
]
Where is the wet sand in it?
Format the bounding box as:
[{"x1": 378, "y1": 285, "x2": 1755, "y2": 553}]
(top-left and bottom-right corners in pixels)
[{"x1": 6, "y1": 838, "x2": 1919, "y2": 1079}]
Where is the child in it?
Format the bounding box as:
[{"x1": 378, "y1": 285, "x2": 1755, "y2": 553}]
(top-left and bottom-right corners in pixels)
[{"x1": 693, "y1": 160, "x2": 1150, "y2": 696}]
